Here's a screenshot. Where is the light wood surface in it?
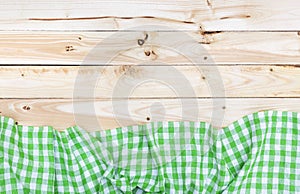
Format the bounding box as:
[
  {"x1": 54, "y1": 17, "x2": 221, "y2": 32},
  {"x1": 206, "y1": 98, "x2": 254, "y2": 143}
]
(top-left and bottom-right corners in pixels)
[
  {"x1": 1, "y1": 1, "x2": 300, "y2": 131},
  {"x1": 1, "y1": 0, "x2": 300, "y2": 31},
  {"x1": 0, "y1": 98, "x2": 299, "y2": 130},
  {"x1": 0, "y1": 32, "x2": 300, "y2": 65},
  {"x1": 0, "y1": 65, "x2": 300, "y2": 98}
]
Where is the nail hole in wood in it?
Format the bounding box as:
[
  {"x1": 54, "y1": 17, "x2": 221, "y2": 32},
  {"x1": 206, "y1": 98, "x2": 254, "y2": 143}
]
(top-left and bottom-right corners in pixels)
[
  {"x1": 202, "y1": 76, "x2": 206, "y2": 80},
  {"x1": 78, "y1": 37, "x2": 82, "y2": 40},
  {"x1": 65, "y1": 45, "x2": 75, "y2": 52},
  {"x1": 270, "y1": 68, "x2": 273, "y2": 72},
  {"x1": 15, "y1": 122, "x2": 18, "y2": 125},
  {"x1": 144, "y1": 51, "x2": 151, "y2": 56},
  {"x1": 222, "y1": 106, "x2": 226, "y2": 110},
  {"x1": 138, "y1": 33, "x2": 148, "y2": 46},
  {"x1": 22, "y1": 105, "x2": 31, "y2": 111},
  {"x1": 151, "y1": 50, "x2": 157, "y2": 55},
  {"x1": 204, "y1": 56, "x2": 208, "y2": 60},
  {"x1": 21, "y1": 73, "x2": 24, "y2": 77},
  {"x1": 138, "y1": 39, "x2": 145, "y2": 46},
  {"x1": 146, "y1": 117, "x2": 151, "y2": 121},
  {"x1": 144, "y1": 33, "x2": 148, "y2": 41}
]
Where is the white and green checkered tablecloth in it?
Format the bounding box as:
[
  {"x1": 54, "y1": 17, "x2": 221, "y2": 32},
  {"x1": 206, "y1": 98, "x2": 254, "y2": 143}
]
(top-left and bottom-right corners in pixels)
[{"x1": 0, "y1": 111, "x2": 299, "y2": 193}]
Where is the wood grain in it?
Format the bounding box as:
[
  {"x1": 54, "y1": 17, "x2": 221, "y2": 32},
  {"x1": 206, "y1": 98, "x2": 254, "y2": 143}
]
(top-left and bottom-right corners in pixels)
[
  {"x1": 1, "y1": 65, "x2": 300, "y2": 98},
  {"x1": 2, "y1": 1, "x2": 300, "y2": 133},
  {"x1": 1, "y1": 0, "x2": 300, "y2": 31},
  {"x1": 0, "y1": 31, "x2": 300, "y2": 65},
  {"x1": 0, "y1": 98, "x2": 299, "y2": 131}
]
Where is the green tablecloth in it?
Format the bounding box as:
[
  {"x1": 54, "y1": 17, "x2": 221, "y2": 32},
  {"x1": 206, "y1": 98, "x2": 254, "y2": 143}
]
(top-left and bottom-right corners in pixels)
[{"x1": 0, "y1": 111, "x2": 299, "y2": 193}]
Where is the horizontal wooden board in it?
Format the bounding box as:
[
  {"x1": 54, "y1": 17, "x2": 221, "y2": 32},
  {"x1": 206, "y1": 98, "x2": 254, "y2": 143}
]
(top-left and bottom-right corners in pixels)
[
  {"x1": 1, "y1": 65, "x2": 300, "y2": 98},
  {"x1": 1, "y1": 31, "x2": 300, "y2": 65},
  {"x1": 1, "y1": 0, "x2": 300, "y2": 31},
  {"x1": 0, "y1": 98, "x2": 299, "y2": 131}
]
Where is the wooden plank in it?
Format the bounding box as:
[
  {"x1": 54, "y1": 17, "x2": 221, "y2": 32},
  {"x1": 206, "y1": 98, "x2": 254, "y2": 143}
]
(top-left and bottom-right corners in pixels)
[
  {"x1": 1, "y1": 0, "x2": 300, "y2": 31},
  {"x1": 0, "y1": 31, "x2": 300, "y2": 65},
  {"x1": 1, "y1": 65, "x2": 300, "y2": 98},
  {"x1": 0, "y1": 98, "x2": 299, "y2": 131}
]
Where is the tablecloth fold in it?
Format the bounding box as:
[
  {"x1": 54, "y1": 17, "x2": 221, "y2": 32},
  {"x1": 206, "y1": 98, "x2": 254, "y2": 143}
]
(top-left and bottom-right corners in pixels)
[{"x1": 0, "y1": 111, "x2": 299, "y2": 193}]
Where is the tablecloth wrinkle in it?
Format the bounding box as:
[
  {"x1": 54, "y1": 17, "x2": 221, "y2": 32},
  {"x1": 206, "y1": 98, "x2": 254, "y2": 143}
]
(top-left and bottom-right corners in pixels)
[{"x1": 0, "y1": 111, "x2": 299, "y2": 193}]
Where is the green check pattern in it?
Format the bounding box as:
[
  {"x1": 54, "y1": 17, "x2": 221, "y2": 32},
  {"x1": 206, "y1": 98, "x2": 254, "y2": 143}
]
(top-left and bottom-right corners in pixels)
[{"x1": 0, "y1": 111, "x2": 299, "y2": 193}]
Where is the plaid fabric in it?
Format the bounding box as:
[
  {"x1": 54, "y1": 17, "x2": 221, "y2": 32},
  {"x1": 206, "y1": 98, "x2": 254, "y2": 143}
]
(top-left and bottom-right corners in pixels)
[{"x1": 0, "y1": 111, "x2": 299, "y2": 193}]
